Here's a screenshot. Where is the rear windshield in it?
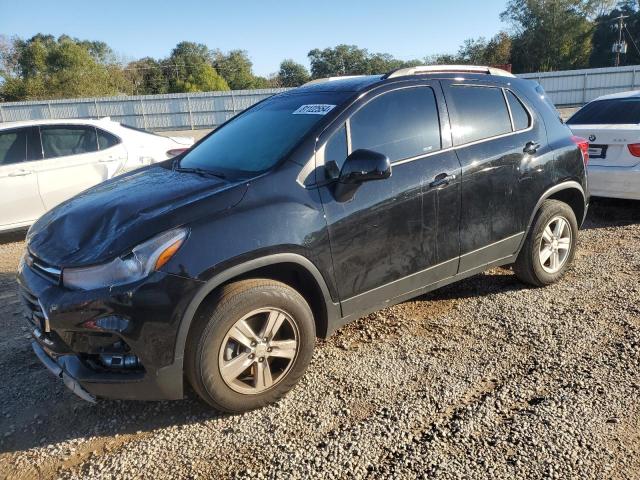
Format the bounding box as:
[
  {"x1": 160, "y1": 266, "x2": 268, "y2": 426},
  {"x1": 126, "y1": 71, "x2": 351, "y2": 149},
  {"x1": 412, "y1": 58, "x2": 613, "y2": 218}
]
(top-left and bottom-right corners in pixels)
[
  {"x1": 179, "y1": 92, "x2": 350, "y2": 177},
  {"x1": 567, "y1": 98, "x2": 640, "y2": 125}
]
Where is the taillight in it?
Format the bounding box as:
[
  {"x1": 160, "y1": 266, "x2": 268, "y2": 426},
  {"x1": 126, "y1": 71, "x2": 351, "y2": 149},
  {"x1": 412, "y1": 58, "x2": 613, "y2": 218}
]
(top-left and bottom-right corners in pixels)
[
  {"x1": 571, "y1": 136, "x2": 589, "y2": 166},
  {"x1": 167, "y1": 148, "x2": 189, "y2": 157},
  {"x1": 628, "y1": 143, "x2": 640, "y2": 157}
]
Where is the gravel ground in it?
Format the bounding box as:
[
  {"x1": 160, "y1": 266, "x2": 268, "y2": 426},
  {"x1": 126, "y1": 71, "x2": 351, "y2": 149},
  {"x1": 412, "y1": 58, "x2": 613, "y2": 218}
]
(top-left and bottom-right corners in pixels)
[{"x1": 0, "y1": 198, "x2": 639, "y2": 479}]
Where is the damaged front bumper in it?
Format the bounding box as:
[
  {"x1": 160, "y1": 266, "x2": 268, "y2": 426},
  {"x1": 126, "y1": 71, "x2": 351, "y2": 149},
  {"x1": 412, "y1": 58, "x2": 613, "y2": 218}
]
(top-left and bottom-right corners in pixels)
[{"x1": 18, "y1": 254, "x2": 203, "y2": 402}]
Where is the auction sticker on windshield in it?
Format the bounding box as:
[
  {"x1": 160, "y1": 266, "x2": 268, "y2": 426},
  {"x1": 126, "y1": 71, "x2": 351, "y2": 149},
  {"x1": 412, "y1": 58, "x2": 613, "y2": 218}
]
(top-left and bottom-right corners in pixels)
[{"x1": 293, "y1": 104, "x2": 336, "y2": 115}]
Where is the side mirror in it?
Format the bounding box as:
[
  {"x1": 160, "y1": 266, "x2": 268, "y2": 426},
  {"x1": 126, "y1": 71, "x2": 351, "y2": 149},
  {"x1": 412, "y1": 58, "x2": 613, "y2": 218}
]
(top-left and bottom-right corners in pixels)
[{"x1": 334, "y1": 149, "x2": 391, "y2": 202}]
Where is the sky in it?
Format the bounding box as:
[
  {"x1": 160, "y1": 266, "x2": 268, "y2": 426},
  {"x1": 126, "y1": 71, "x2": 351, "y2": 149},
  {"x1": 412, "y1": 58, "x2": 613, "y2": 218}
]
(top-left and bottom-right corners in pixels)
[{"x1": 0, "y1": 0, "x2": 509, "y2": 76}]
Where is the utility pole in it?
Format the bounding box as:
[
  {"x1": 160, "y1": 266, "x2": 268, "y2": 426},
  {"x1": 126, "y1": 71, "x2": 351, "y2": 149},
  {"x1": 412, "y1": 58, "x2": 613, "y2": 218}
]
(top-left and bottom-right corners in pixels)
[{"x1": 613, "y1": 14, "x2": 629, "y2": 67}]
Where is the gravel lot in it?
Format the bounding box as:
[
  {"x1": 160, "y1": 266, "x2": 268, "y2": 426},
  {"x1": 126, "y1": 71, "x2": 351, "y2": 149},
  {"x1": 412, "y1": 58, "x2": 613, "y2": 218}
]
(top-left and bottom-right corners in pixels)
[{"x1": 0, "y1": 198, "x2": 639, "y2": 479}]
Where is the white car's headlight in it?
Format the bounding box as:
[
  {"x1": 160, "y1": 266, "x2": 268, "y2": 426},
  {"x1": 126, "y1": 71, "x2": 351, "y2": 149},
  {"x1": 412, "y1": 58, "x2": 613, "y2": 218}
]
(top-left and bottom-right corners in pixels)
[{"x1": 63, "y1": 228, "x2": 188, "y2": 291}]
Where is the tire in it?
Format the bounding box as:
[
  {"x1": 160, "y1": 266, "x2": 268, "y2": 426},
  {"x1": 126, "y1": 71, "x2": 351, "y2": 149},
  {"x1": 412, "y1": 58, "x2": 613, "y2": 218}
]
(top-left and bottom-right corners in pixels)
[
  {"x1": 514, "y1": 199, "x2": 578, "y2": 287},
  {"x1": 185, "y1": 279, "x2": 315, "y2": 413}
]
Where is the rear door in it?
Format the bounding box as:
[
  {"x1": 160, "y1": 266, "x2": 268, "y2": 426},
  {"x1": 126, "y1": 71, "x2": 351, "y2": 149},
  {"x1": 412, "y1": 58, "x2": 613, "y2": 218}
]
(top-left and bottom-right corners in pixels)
[
  {"x1": 442, "y1": 81, "x2": 546, "y2": 272},
  {"x1": 0, "y1": 127, "x2": 46, "y2": 228},
  {"x1": 35, "y1": 124, "x2": 110, "y2": 210},
  {"x1": 318, "y1": 82, "x2": 461, "y2": 315}
]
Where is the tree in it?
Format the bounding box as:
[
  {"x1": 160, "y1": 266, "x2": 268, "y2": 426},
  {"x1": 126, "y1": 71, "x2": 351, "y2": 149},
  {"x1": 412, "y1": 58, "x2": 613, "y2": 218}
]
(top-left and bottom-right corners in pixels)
[
  {"x1": 277, "y1": 59, "x2": 310, "y2": 87},
  {"x1": 502, "y1": 0, "x2": 596, "y2": 72},
  {"x1": 125, "y1": 57, "x2": 169, "y2": 95},
  {"x1": 456, "y1": 32, "x2": 512, "y2": 65},
  {"x1": 308, "y1": 45, "x2": 370, "y2": 77},
  {"x1": 0, "y1": 34, "x2": 133, "y2": 101},
  {"x1": 166, "y1": 41, "x2": 228, "y2": 93},
  {"x1": 308, "y1": 44, "x2": 422, "y2": 78},
  {"x1": 213, "y1": 49, "x2": 258, "y2": 89},
  {"x1": 590, "y1": 2, "x2": 640, "y2": 67}
]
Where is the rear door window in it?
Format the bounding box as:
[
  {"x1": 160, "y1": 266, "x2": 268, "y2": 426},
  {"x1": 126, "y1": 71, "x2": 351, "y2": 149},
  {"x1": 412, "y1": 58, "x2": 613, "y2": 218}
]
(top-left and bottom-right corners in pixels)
[
  {"x1": 447, "y1": 86, "x2": 512, "y2": 145},
  {"x1": 41, "y1": 125, "x2": 98, "y2": 159},
  {"x1": 349, "y1": 87, "x2": 441, "y2": 162},
  {"x1": 567, "y1": 98, "x2": 640, "y2": 124},
  {"x1": 0, "y1": 130, "x2": 26, "y2": 166}
]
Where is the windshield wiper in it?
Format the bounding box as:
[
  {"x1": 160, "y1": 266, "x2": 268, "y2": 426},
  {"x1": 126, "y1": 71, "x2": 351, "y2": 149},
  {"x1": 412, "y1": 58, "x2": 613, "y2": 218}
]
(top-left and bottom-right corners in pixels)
[{"x1": 175, "y1": 166, "x2": 227, "y2": 179}]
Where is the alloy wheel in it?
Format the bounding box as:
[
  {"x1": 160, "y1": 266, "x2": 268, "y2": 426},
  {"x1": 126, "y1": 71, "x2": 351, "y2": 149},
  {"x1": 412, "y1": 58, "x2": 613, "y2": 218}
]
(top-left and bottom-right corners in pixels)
[
  {"x1": 218, "y1": 308, "x2": 299, "y2": 395},
  {"x1": 539, "y1": 215, "x2": 572, "y2": 274}
]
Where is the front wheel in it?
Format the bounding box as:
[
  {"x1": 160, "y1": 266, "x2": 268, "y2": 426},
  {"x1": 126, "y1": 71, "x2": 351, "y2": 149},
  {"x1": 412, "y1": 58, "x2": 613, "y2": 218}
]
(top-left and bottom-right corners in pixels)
[
  {"x1": 185, "y1": 279, "x2": 315, "y2": 412},
  {"x1": 514, "y1": 199, "x2": 578, "y2": 287}
]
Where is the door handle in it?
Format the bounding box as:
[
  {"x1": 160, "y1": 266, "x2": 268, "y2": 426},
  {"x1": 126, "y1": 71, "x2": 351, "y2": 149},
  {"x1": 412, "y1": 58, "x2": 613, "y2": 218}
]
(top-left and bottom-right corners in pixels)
[
  {"x1": 99, "y1": 157, "x2": 118, "y2": 163},
  {"x1": 523, "y1": 141, "x2": 540, "y2": 155},
  {"x1": 429, "y1": 172, "x2": 456, "y2": 189},
  {"x1": 8, "y1": 169, "x2": 32, "y2": 177}
]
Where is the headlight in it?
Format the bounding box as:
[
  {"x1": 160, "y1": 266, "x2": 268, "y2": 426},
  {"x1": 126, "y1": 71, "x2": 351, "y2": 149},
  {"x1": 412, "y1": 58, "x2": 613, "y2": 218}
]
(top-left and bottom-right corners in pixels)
[{"x1": 63, "y1": 228, "x2": 188, "y2": 291}]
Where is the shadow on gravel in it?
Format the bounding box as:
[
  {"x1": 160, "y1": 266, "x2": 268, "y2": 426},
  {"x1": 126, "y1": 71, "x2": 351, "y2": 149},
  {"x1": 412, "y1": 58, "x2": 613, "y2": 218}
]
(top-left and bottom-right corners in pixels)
[
  {"x1": 583, "y1": 197, "x2": 640, "y2": 230},
  {"x1": 0, "y1": 229, "x2": 27, "y2": 245},
  {"x1": 417, "y1": 269, "x2": 527, "y2": 303}
]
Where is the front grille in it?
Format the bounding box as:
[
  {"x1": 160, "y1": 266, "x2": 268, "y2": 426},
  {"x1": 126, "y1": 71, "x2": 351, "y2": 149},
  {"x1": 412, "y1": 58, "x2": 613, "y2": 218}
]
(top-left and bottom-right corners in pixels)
[
  {"x1": 19, "y1": 285, "x2": 48, "y2": 332},
  {"x1": 25, "y1": 252, "x2": 61, "y2": 284}
]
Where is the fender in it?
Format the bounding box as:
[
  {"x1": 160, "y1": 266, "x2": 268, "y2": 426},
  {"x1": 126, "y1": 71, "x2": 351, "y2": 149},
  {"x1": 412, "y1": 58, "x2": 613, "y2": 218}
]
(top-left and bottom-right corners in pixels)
[
  {"x1": 518, "y1": 180, "x2": 587, "y2": 252},
  {"x1": 172, "y1": 252, "x2": 341, "y2": 372}
]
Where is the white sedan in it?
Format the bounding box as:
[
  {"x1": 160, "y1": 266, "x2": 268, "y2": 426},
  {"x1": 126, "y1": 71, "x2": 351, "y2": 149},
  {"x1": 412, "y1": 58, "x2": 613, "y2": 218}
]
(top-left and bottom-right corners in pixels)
[
  {"x1": 567, "y1": 91, "x2": 640, "y2": 200},
  {"x1": 0, "y1": 118, "x2": 194, "y2": 233}
]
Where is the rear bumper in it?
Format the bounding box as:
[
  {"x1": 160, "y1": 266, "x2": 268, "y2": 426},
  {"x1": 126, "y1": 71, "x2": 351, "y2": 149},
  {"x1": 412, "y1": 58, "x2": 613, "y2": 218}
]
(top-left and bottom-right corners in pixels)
[{"x1": 588, "y1": 164, "x2": 640, "y2": 200}]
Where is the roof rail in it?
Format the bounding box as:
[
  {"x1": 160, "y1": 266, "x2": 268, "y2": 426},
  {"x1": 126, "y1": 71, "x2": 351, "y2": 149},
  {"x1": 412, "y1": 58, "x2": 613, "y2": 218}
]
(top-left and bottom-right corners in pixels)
[
  {"x1": 302, "y1": 75, "x2": 365, "y2": 86},
  {"x1": 384, "y1": 65, "x2": 515, "y2": 79}
]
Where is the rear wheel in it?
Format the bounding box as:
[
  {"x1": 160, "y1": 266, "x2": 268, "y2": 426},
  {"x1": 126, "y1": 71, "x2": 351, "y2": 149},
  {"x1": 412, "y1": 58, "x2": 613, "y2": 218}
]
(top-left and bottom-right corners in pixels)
[
  {"x1": 514, "y1": 200, "x2": 578, "y2": 287},
  {"x1": 185, "y1": 279, "x2": 315, "y2": 412}
]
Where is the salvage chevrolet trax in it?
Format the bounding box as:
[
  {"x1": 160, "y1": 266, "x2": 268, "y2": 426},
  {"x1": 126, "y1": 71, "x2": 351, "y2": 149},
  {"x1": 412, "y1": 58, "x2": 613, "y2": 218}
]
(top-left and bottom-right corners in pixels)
[{"x1": 18, "y1": 66, "x2": 589, "y2": 412}]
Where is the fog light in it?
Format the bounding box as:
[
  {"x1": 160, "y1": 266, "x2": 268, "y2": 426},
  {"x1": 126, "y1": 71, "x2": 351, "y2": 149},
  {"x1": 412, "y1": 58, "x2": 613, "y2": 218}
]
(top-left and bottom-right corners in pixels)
[{"x1": 99, "y1": 353, "x2": 140, "y2": 369}]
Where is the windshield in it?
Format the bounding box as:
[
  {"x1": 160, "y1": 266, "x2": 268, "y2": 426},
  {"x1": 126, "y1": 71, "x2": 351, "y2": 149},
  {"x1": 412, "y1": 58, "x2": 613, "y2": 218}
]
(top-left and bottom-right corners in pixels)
[
  {"x1": 179, "y1": 92, "x2": 350, "y2": 177},
  {"x1": 567, "y1": 98, "x2": 640, "y2": 125}
]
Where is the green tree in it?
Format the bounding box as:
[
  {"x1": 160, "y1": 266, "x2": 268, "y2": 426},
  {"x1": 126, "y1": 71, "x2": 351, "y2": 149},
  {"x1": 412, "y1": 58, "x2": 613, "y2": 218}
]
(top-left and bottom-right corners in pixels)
[
  {"x1": 308, "y1": 45, "x2": 370, "y2": 77},
  {"x1": 456, "y1": 32, "x2": 512, "y2": 65},
  {"x1": 1, "y1": 34, "x2": 132, "y2": 101},
  {"x1": 308, "y1": 44, "x2": 422, "y2": 78},
  {"x1": 125, "y1": 57, "x2": 169, "y2": 95},
  {"x1": 213, "y1": 49, "x2": 258, "y2": 89},
  {"x1": 502, "y1": 0, "x2": 596, "y2": 72},
  {"x1": 590, "y1": 2, "x2": 640, "y2": 67},
  {"x1": 166, "y1": 41, "x2": 228, "y2": 93},
  {"x1": 277, "y1": 59, "x2": 310, "y2": 87}
]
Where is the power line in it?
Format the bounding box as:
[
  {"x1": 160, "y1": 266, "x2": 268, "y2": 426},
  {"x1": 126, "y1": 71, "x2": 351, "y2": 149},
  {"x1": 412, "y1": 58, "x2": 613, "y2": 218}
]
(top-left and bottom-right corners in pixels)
[{"x1": 623, "y1": 24, "x2": 640, "y2": 58}]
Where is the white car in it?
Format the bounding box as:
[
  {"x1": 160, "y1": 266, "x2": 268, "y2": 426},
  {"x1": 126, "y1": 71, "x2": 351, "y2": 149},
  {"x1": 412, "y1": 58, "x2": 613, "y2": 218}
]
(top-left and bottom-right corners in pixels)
[
  {"x1": 567, "y1": 91, "x2": 640, "y2": 200},
  {"x1": 0, "y1": 118, "x2": 194, "y2": 232}
]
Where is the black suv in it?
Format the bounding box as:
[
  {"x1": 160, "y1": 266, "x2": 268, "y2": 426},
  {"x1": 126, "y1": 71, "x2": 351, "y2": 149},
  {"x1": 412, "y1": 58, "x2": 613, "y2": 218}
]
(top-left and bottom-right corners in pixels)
[{"x1": 18, "y1": 66, "x2": 589, "y2": 412}]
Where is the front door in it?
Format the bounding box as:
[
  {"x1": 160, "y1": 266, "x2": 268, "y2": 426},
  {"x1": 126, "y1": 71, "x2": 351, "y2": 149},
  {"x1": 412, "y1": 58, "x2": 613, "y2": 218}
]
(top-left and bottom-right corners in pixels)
[
  {"x1": 318, "y1": 82, "x2": 461, "y2": 317},
  {"x1": 0, "y1": 127, "x2": 46, "y2": 229}
]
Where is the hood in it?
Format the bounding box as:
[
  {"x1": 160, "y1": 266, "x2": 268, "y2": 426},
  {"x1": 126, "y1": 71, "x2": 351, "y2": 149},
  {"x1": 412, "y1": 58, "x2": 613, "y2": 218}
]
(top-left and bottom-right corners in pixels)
[{"x1": 27, "y1": 163, "x2": 247, "y2": 267}]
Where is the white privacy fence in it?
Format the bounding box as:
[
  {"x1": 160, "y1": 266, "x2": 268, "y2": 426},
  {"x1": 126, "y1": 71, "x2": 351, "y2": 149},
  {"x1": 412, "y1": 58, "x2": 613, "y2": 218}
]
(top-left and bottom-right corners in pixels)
[
  {"x1": 0, "y1": 88, "x2": 289, "y2": 131},
  {"x1": 518, "y1": 65, "x2": 640, "y2": 106},
  {"x1": 3, "y1": 65, "x2": 640, "y2": 129}
]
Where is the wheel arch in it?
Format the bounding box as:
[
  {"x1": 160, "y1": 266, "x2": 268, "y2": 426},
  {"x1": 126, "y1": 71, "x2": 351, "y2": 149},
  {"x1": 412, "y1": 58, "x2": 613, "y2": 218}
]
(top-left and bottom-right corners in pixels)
[
  {"x1": 527, "y1": 181, "x2": 586, "y2": 229},
  {"x1": 173, "y1": 253, "x2": 340, "y2": 377}
]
